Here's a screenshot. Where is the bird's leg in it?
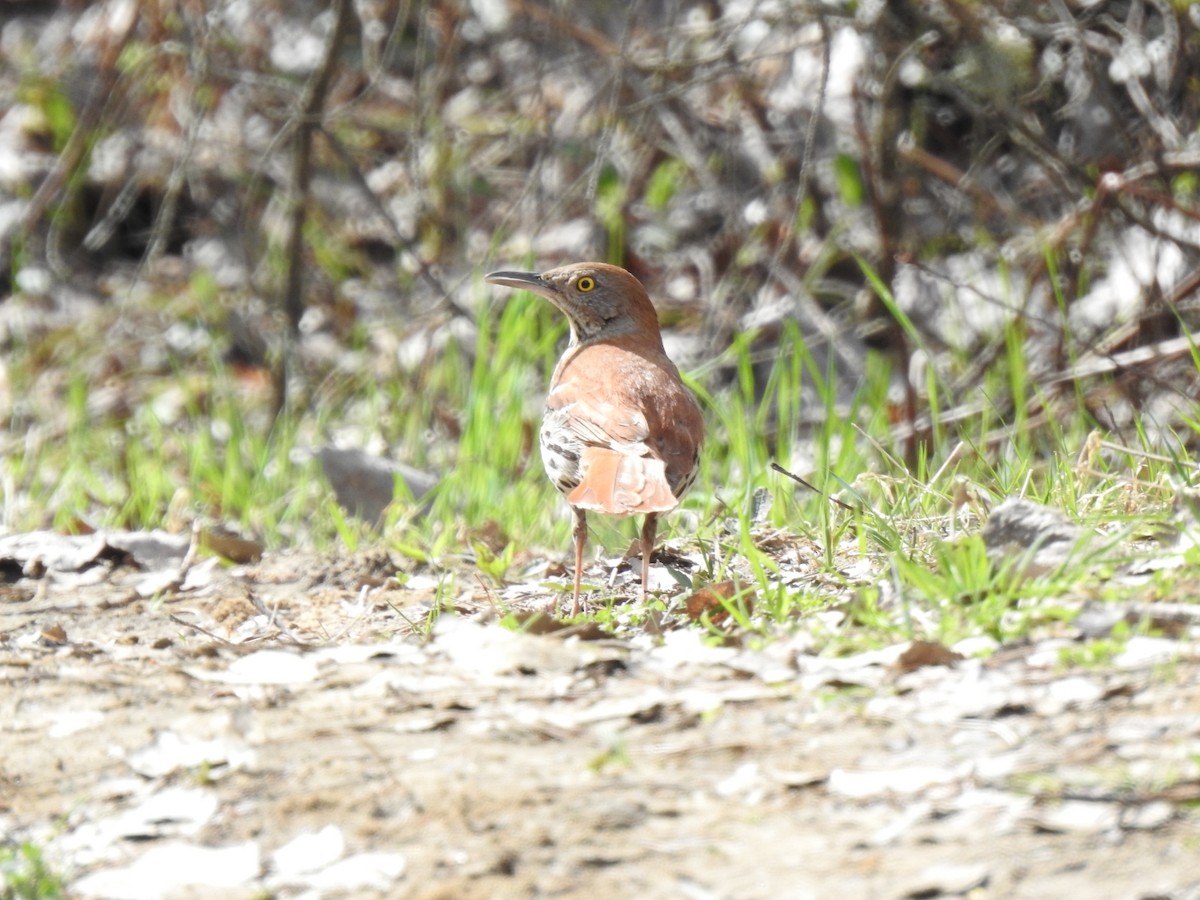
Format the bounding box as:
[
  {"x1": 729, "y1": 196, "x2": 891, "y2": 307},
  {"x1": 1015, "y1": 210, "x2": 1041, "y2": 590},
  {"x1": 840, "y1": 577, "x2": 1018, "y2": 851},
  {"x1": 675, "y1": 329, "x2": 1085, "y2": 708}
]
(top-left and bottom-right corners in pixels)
[
  {"x1": 639, "y1": 513, "x2": 658, "y2": 603},
  {"x1": 570, "y1": 507, "x2": 588, "y2": 616}
]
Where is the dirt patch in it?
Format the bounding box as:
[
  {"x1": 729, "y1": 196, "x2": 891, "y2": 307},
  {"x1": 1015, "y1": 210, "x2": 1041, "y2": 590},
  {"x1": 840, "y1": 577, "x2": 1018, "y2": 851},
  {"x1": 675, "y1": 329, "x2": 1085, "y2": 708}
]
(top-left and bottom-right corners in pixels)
[{"x1": 2, "y1": 542, "x2": 1200, "y2": 898}]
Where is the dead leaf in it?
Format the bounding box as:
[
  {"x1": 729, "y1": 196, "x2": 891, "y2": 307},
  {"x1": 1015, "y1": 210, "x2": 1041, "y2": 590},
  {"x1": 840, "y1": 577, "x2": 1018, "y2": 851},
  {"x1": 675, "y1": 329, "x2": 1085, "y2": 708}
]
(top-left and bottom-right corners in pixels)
[
  {"x1": 0, "y1": 585, "x2": 36, "y2": 604},
  {"x1": 684, "y1": 580, "x2": 754, "y2": 622},
  {"x1": 892, "y1": 640, "x2": 965, "y2": 675},
  {"x1": 507, "y1": 609, "x2": 608, "y2": 639},
  {"x1": 200, "y1": 526, "x2": 263, "y2": 564},
  {"x1": 39, "y1": 623, "x2": 68, "y2": 645},
  {"x1": 470, "y1": 520, "x2": 509, "y2": 555}
]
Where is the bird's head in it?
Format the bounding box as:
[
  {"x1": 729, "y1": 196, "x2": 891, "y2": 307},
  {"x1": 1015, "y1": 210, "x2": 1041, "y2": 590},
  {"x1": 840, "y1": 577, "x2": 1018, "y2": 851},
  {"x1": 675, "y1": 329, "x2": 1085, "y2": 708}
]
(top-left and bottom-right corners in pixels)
[{"x1": 484, "y1": 262, "x2": 661, "y2": 346}]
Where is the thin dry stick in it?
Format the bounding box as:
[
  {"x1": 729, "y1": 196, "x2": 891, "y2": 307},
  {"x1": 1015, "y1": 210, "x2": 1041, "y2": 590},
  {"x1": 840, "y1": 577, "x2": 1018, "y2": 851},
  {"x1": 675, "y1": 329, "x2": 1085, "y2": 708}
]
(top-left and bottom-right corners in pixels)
[
  {"x1": 273, "y1": 0, "x2": 354, "y2": 420},
  {"x1": 923, "y1": 440, "x2": 968, "y2": 492},
  {"x1": 321, "y1": 584, "x2": 375, "y2": 645},
  {"x1": 509, "y1": 0, "x2": 623, "y2": 58},
  {"x1": 769, "y1": 461, "x2": 856, "y2": 512},
  {"x1": 245, "y1": 590, "x2": 307, "y2": 645},
  {"x1": 145, "y1": 11, "x2": 213, "y2": 263},
  {"x1": 319, "y1": 129, "x2": 459, "y2": 314},
  {"x1": 1098, "y1": 438, "x2": 1200, "y2": 472},
  {"x1": 767, "y1": 3, "x2": 829, "y2": 276},
  {"x1": 168, "y1": 613, "x2": 234, "y2": 645},
  {"x1": 22, "y1": 5, "x2": 141, "y2": 274}
]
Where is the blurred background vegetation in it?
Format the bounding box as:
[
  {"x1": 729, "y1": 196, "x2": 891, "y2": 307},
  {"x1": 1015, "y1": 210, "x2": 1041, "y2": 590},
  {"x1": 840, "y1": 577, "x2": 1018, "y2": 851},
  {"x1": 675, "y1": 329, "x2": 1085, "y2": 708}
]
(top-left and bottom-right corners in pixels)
[{"x1": 1, "y1": 0, "x2": 1199, "y2": 556}]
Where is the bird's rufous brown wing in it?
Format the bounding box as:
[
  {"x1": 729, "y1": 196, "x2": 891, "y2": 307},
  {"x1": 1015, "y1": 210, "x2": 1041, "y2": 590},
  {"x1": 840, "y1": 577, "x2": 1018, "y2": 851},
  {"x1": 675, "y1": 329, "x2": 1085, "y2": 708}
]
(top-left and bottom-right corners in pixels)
[{"x1": 548, "y1": 348, "x2": 699, "y2": 516}]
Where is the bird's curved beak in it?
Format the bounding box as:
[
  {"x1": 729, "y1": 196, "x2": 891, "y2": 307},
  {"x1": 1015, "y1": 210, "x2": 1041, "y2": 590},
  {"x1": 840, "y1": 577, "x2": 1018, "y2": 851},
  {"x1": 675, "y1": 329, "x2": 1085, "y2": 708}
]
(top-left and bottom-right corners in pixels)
[{"x1": 484, "y1": 270, "x2": 546, "y2": 292}]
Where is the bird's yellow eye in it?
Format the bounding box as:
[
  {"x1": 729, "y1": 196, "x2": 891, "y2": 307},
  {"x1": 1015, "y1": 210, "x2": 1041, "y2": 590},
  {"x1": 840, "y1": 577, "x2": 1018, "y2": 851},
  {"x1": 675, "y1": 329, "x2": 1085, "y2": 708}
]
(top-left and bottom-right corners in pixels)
[{"x1": 576, "y1": 276, "x2": 596, "y2": 292}]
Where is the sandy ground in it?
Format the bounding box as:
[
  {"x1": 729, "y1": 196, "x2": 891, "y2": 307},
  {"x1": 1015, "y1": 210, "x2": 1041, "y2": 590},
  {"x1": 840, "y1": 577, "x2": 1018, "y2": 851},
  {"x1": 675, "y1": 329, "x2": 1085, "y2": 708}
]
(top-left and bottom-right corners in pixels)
[{"x1": 3, "y1": 540, "x2": 1200, "y2": 899}]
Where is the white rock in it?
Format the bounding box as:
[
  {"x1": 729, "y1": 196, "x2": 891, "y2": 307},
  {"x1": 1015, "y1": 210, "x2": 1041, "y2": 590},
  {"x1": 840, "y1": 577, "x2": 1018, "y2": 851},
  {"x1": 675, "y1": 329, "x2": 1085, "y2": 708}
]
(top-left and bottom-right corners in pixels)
[
  {"x1": 1031, "y1": 800, "x2": 1119, "y2": 834},
  {"x1": 1114, "y1": 637, "x2": 1180, "y2": 669},
  {"x1": 952, "y1": 635, "x2": 999, "y2": 657},
  {"x1": 1035, "y1": 676, "x2": 1104, "y2": 714},
  {"x1": 303, "y1": 852, "x2": 407, "y2": 891},
  {"x1": 47, "y1": 709, "x2": 105, "y2": 738},
  {"x1": 647, "y1": 628, "x2": 737, "y2": 670},
  {"x1": 827, "y1": 764, "x2": 966, "y2": 799},
  {"x1": 715, "y1": 762, "x2": 763, "y2": 799},
  {"x1": 272, "y1": 824, "x2": 346, "y2": 878},
  {"x1": 117, "y1": 787, "x2": 220, "y2": 838},
  {"x1": 432, "y1": 615, "x2": 591, "y2": 677},
  {"x1": 1122, "y1": 801, "x2": 1174, "y2": 831},
  {"x1": 73, "y1": 840, "x2": 260, "y2": 899},
  {"x1": 188, "y1": 649, "x2": 319, "y2": 685},
  {"x1": 127, "y1": 730, "x2": 256, "y2": 779}
]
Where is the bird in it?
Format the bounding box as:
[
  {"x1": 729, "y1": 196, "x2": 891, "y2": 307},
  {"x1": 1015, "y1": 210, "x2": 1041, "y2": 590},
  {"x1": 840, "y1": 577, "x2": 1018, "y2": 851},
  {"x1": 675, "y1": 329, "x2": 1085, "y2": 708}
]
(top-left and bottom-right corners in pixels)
[{"x1": 485, "y1": 262, "x2": 705, "y2": 616}]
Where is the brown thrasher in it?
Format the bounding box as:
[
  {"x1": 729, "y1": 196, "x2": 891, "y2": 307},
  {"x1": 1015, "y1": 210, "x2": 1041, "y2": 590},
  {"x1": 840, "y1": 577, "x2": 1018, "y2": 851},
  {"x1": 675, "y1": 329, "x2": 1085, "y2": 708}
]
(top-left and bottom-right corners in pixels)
[{"x1": 485, "y1": 262, "x2": 705, "y2": 616}]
